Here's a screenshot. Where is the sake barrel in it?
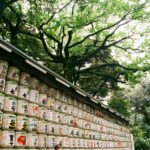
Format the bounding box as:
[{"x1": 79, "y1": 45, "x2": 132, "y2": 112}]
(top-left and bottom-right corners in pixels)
[
  {"x1": 0, "y1": 130, "x2": 15, "y2": 147},
  {"x1": 78, "y1": 102, "x2": 83, "y2": 109},
  {"x1": 47, "y1": 122, "x2": 55, "y2": 135},
  {"x1": 0, "y1": 111, "x2": 3, "y2": 128},
  {"x1": 63, "y1": 94, "x2": 69, "y2": 103},
  {"x1": 3, "y1": 96, "x2": 17, "y2": 113},
  {"x1": 38, "y1": 93, "x2": 48, "y2": 106},
  {"x1": 68, "y1": 126, "x2": 74, "y2": 137},
  {"x1": 74, "y1": 127, "x2": 79, "y2": 137},
  {"x1": 54, "y1": 112, "x2": 62, "y2": 123},
  {"x1": 28, "y1": 89, "x2": 39, "y2": 103},
  {"x1": 67, "y1": 105, "x2": 72, "y2": 115},
  {"x1": 54, "y1": 124, "x2": 63, "y2": 135},
  {"x1": 46, "y1": 135, "x2": 55, "y2": 148},
  {"x1": 27, "y1": 103, "x2": 39, "y2": 117},
  {"x1": 39, "y1": 82, "x2": 47, "y2": 94},
  {"x1": 27, "y1": 133, "x2": 38, "y2": 147},
  {"x1": 61, "y1": 125, "x2": 68, "y2": 136},
  {"x1": 38, "y1": 120, "x2": 47, "y2": 133},
  {"x1": 0, "y1": 77, "x2": 6, "y2": 93},
  {"x1": 55, "y1": 100, "x2": 62, "y2": 112},
  {"x1": 29, "y1": 77, "x2": 39, "y2": 89},
  {"x1": 55, "y1": 136, "x2": 63, "y2": 146},
  {"x1": 0, "y1": 93, "x2": 4, "y2": 110},
  {"x1": 2, "y1": 113, "x2": 16, "y2": 130},
  {"x1": 61, "y1": 136, "x2": 69, "y2": 148},
  {"x1": 69, "y1": 137, "x2": 73, "y2": 147},
  {"x1": 55, "y1": 90, "x2": 61, "y2": 100},
  {"x1": 48, "y1": 97, "x2": 56, "y2": 109},
  {"x1": 38, "y1": 107, "x2": 47, "y2": 120},
  {"x1": 38, "y1": 134, "x2": 47, "y2": 148},
  {"x1": 16, "y1": 116, "x2": 28, "y2": 131},
  {"x1": 61, "y1": 103, "x2": 68, "y2": 114},
  {"x1": 7, "y1": 66, "x2": 20, "y2": 81},
  {"x1": 15, "y1": 132, "x2": 27, "y2": 147},
  {"x1": 17, "y1": 99, "x2": 28, "y2": 115},
  {"x1": 67, "y1": 96, "x2": 73, "y2": 105},
  {"x1": 62, "y1": 114, "x2": 68, "y2": 125},
  {"x1": 46, "y1": 109, "x2": 55, "y2": 122},
  {"x1": 47, "y1": 87, "x2": 55, "y2": 97},
  {"x1": 4, "y1": 81, "x2": 18, "y2": 97},
  {"x1": 72, "y1": 138, "x2": 78, "y2": 147},
  {"x1": 0, "y1": 59, "x2": 8, "y2": 77},
  {"x1": 28, "y1": 117, "x2": 38, "y2": 132},
  {"x1": 18, "y1": 85, "x2": 29, "y2": 100},
  {"x1": 19, "y1": 72, "x2": 30, "y2": 86}
]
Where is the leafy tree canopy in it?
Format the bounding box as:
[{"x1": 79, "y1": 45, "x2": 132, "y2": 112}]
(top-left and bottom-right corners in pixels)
[
  {"x1": 0, "y1": 0, "x2": 149, "y2": 97},
  {"x1": 109, "y1": 74, "x2": 150, "y2": 150}
]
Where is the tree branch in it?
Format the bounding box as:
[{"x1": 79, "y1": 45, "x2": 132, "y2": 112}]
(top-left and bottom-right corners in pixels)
[
  {"x1": 101, "y1": 20, "x2": 132, "y2": 47},
  {"x1": 67, "y1": 12, "x2": 106, "y2": 29},
  {"x1": 114, "y1": 45, "x2": 141, "y2": 52},
  {"x1": 8, "y1": 5, "x2": 22, "y2": 29},
  {"x1": 68, "y1": 12, "x2": 131, "y2": 49},
  {"x1": 2, "y1": 16, "x2": 13, "y2": 30},
  {"x1": 71, "y1": 0, "x2": 78, "y2": 15},
  {"x1": 64, "y1": 30, "x2": 73, "y2": 59},
  {"x1": 104, "y1": 35, "x2": 132, "y2": 49},
  {"x1": 18, "y1": 30, "x2": 40, "y2": 39},
  {"x1": 83, "y1": 72, "x2": 127, "y2": 84},
  {"x1": 39, "y1": 31, "x2": 59, "y2": 60},
  {"x1": 77, "y1": 63, "x2": 138, "y2": 74},
  {"x1": 43, "y1": 30, "x2": 61, "y2": 44},
  {"x1": 38, "y1": 0, "x2": 72, "y2": 29}
]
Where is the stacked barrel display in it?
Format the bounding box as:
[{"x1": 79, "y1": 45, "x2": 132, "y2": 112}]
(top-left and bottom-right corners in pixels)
[{"x1": 0, "y1": 59, "x2": 133, "y2": 150}]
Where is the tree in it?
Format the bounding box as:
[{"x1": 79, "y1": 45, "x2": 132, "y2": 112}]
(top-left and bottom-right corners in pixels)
[
  {"x1": 0, "y1": 0, "x2": 149, "y2": 97},
  {"x1": 108, "y1": 74, "x2": 150, "y2": 149},
  {"x1": 0, "y1": 0, "x2": 18, "y2": 19},
  {"x1": 108, "y1": 97, "x2": 131, "y2": 117},
  {"x1": 122, "y1": 74, "x2": 150, "y2": 150}
]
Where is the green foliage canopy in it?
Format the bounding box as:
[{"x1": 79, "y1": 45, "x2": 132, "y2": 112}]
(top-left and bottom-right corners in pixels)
[{"x1": 0, "y1": 0, "x2": 149, "y2": 97}]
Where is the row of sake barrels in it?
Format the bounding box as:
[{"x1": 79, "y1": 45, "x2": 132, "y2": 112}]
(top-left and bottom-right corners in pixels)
[
  {"x1": 0, "y1": 59, "x2": 129, "y2": 134},
  {"x1": 0, "y1": 60, "x2": 130, "y2": 135},
  {"x1": 0, "y1": 94, "x2": 130, "y2": 138},
  {"x1": 0, "y1": 111, "x2": 130, "y2": 140},
  {"x1": 0, "y1": 60, "x2": 72, "y2": 103},
  {"x1": 0, "y1": 131, "x2": 132, "y2": 148},
  {"x1": 101, "y1": 133, "x2": 131, "y2": 142},
  {"x1": 0, "y1": 114, "x2": 102, "y2": 139},
  {"x1": 0, "y1": 97, "x2": 129, "y2": 139}
]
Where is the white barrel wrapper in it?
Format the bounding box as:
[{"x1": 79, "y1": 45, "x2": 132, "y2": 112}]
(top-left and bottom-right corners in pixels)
[{"x1": 7, "y1": 66, "x2": 20, "y2": 81}]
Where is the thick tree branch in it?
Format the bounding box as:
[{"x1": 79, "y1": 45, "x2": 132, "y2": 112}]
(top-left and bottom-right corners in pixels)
[
  {"x1": 69, "y1": 34, "x2": 131, "y2": 67},
  {"x1": 114, "y1": 45, "x2": 141, "y2": 52},
  {"x1": 64, "y1": 30, "x2": 73, "y2": 59},
  {"x1": 68, "y1": 12, "x2": 106, "y2": 29},
  {"x1": 78, "y1": 63, "x2": 138, "y2": 74},
  {"x1": 18, "y1": 30, "x2": 40, "y2": 39},
  {"x1": 101, "y1": 20, "x2": 132, "y2": 47},
  {"x1": 38, "y1": 0, "x2": 72, "y2": 29},
  {"x1": 43, "y1": 30, "x2": 61, "y2": 45},
  {"x1": 39, "y1": 31, "x2": 59, "y2": 60},
  {"x1": 68, "y1": 12, "x2": 131, "y2": 49},
  {"x1": 2, "y1": 16, "x2": 14, "y2": 30},
  {"x1": 8, "y1": 5, "x2": 22, "y2": 29},
  {"x1": 71, "y1": 0, "x2": 78, "y2": 15},
  {"x1": 83, "y1": 72, "x2": 127, "y2": 84},
  {"x1": 61, "y1": 26, "x2": 65, "y2": 44},
  {"x1": 104, "y1": 35, "x2": 132, "y2": 49}
]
